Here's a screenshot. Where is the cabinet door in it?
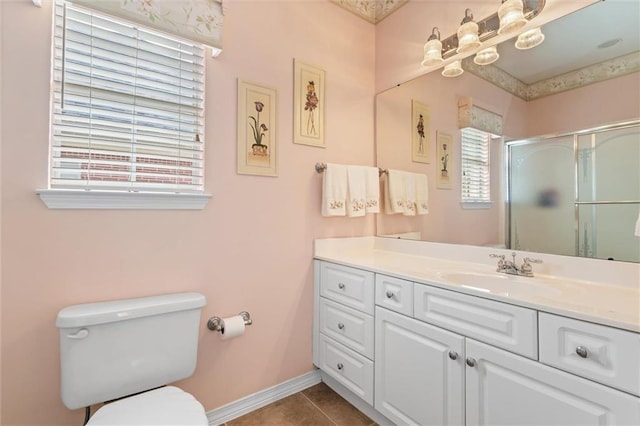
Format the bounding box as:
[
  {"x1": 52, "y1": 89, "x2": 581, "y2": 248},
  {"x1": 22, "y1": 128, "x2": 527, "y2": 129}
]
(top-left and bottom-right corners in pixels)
[
  {"x1": 375, "y1": 307, "x2": 464, "y2": 426},
  {"x1": 466, "y1": 339, "x2": 640, "y2": 426}
]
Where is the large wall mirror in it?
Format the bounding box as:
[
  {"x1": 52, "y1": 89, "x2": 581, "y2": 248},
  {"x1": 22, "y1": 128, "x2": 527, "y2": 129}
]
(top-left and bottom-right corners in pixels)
[{"x1": 375, "y1": 0, "x2": 640, "y2": 262}]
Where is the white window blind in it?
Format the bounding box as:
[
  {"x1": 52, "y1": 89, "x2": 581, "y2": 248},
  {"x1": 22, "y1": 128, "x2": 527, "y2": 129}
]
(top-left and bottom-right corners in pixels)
[
  {"x1": 461, "y1": 127, "x2": 491, "y2": 203},
  {"x1": 51, "y1": 1, "x2": 205, "y2": 193}
]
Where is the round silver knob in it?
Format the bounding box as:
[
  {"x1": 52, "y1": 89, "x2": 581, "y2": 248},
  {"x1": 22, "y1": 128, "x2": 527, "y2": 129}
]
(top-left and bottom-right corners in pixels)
[
  {"x1": 466, "y1": 357, "x2": 477, "y2": 367},
  {"x1": 337, "y1": 363, "x2": 344, "y2": 371},
  {"x1": 386, "y1": 290, "x2": 394, "y2": 299},
  {"x1": 448, "y1": 351, "x2": 458, "y2": 360},
  {"x1": 576, "y1": 346, "x2": 589, "y2": 358},
  {"x1": 338, "y1": 283, "x2": 345, "y2": 290},
  {"x1": 338, "y1": 323, "x2": 345, "y2": 330}
]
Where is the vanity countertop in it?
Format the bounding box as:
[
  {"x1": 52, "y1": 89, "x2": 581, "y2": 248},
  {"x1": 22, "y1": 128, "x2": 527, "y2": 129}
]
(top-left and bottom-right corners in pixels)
[{"x1": 314, "y1": 237, "x2": 640, "y2": 333}]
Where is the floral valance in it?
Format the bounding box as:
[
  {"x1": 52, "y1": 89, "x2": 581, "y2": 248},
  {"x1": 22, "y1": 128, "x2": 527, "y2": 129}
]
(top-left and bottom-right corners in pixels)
[
  {"x1": 70, "y1": 0, "x2": 223, "y2": 49},
  {"x1": 457, "y1": 97, "x2": 503, "y2": 136}
]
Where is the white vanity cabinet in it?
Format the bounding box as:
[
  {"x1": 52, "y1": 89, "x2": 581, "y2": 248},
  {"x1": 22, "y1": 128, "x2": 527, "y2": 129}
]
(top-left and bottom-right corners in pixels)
[
  {"x1": 375, "y1": 307, "x2": 464, "y2": 426},
  {"x1": 313, "y1": 260, "x2": 640, "y2": 425},
  {"x1": 466, "y1": 339, "x2": 640, "y2": 425},
  {"x1": 314, "y1": 261, "x2": 375, "y2": 405}
]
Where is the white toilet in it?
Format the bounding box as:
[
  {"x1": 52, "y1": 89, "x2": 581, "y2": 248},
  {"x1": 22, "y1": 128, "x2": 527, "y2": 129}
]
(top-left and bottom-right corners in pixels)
[{"x1": 56, "y1": 292, "x2": 208, "y2": 425}]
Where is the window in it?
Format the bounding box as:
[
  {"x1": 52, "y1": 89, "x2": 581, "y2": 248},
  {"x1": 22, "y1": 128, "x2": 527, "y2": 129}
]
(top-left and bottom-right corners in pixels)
[
  {"x1": 461, "y1": 127, "x2": 492, "y2": 206},
  {"x1": 41, "y1": 1, "x2": 209, "y2": 209}
]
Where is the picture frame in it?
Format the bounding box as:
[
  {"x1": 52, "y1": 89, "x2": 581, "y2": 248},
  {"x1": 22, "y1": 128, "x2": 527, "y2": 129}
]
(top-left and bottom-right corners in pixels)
[
  {"x1": 237, "y1": 79, "x2": 277, "y2": 177},
  {"x1": 411, "y1": 99, "x2": 430, "y2": 163},
  {"x1": 436, "y1": 131, "x2": 453, "y2": 189},
  {"x1": 293, "y1": 59, "x2": 325, "y2": 148}
]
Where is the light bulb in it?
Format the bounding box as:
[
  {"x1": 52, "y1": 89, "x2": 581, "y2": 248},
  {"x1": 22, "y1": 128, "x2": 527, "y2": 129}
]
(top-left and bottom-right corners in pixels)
[
  {"x1": 498, "y1": 0, "x2": 527, "y2": 34},
  {"x1": 474, "y1": 46, "x2": 499, "y2": 65},
  {"x1": 515, "y1": 27, "x2": 545, "y2": 50},
  {"x1": 442, "y1": 61, "x2": 464, "y2": 77}
]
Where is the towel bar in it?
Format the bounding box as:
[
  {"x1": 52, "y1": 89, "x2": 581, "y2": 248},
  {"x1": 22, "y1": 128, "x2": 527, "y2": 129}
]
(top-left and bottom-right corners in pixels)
[{"x1": 315, "y1": 162, "x2": 387, "y2": 176}]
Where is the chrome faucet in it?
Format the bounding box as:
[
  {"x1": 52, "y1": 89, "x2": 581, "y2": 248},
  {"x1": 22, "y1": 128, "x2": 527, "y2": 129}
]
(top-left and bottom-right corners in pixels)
[{"x1": 489, "y1": 252, "x2": 542, "y2": 277}]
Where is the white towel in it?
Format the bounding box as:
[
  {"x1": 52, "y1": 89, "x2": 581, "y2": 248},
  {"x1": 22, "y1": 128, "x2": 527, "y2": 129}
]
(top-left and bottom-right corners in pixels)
[
  {"x1": 415, "y1": 173, "x2": 429, "y2": 215},
  {"x1": 365, "y1": 166, "x2": 380, "y2": 213},
  {"x1": 346, "y1": 166, "x2": 366, "y2": 217},
  {"x1": 403, "y1": 172, "x2": 416, "y2": 216},
  {"x1": 321, "y1": 163, "x2": 347, "y2": 217},
  {"x1": 385, "y1": 169, "x2": 406, "y2": 214},
  {"x1": 635, "y1": 211, "x2": 640, "y2": 237}
]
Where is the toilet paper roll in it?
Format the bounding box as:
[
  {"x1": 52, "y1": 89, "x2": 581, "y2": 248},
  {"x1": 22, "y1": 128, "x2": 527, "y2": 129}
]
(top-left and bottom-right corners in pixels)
[{"x1": 221, "y1": 315, "x2": 246, "y2": 340}]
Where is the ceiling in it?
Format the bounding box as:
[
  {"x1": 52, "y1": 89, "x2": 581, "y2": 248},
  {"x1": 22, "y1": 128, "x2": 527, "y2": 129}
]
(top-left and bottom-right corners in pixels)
[
  {"x1": 496, "y1": 0, "x2": 640, "y2": 84},
  {"x1": 330, "y1": 0, "x2": 408, "y2": 24}
]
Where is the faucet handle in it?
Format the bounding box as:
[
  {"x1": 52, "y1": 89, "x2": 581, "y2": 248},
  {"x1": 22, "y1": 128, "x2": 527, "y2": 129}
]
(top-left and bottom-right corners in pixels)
[
  {"x1": 520, "y1": 257, "x2": 543, "y2": 277},
  {"x1": 489, "y1": 254, "x2": 506, "y2": 272}
]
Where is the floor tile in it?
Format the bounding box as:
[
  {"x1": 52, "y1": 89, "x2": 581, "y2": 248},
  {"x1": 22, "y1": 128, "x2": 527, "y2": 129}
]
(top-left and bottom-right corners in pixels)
[
  {"x1": 227, "y1": 393, "x2": 335, "y2": 426},
  {"x1": 302, "y1": 383, "x2": 374, "y2": 426}
]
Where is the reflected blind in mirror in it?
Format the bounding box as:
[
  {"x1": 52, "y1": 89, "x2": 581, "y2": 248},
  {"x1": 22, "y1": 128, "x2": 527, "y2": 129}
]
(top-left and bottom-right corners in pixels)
[
  {"x1": 51, "y1": 1, "x2": 205, "y2": 193},
  {"x1": 461, "y1": 127, "x2": 491, "y2": 203}
]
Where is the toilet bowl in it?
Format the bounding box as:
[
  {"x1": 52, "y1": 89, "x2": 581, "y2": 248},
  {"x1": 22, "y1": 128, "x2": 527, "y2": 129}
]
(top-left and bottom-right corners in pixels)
[{"x1": 56, "y1": 293, "x2": 208, "y2": 424}]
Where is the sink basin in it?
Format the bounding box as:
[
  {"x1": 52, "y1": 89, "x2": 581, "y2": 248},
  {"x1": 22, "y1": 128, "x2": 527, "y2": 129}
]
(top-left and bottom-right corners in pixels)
[{"x1": 436, "y1": 271, "x2": 563, "y2": 298}]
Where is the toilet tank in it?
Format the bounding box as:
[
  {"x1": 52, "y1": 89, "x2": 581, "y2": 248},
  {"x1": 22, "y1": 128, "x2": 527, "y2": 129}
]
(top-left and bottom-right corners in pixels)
[{"x1": 56, "y1": 292, "x2": 206, "y2": 410}]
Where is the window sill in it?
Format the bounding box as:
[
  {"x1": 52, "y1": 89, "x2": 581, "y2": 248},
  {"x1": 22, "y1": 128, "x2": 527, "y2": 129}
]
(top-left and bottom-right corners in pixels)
[
  {"x1": 460, "y1": 201, "x2": 494, "y2": 210},
  {"x1": 36, "y1": 189, "x2": 211, "y2": 210}
]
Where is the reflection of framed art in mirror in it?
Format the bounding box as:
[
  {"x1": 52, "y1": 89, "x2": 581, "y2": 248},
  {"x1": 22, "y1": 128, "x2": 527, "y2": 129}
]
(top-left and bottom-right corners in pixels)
[
  {"x1": 411, "y1": 99, "x2": 430, "y2": 164},
  {"x1": 436, "y1": 131, "x2": 453, "y2": 189}
]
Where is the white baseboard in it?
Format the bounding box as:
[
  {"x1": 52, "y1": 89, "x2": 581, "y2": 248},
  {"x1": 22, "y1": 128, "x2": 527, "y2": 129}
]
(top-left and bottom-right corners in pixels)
[{"x1": 206, "y1": 370, "x2": 321, "y2": 425}]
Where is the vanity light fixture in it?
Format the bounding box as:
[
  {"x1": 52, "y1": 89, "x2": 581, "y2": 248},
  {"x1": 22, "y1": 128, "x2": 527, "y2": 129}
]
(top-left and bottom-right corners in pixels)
[
  {"x1": 422, "y1": 27, "x2": 444, "y2": 67},
  {"x1": 421, "y1": 0, "x2": 546, "y2": 72},
  {"x1": 457, "y1": 9, "x2": 482, "y2": 54},
  {"x1": 515, "y1": 27, "x2": 545, "y2": 50},
  {"x1": 474, "y1": 45, "x2": 500, "y2": 65},
  {"x1": 442, "y1": 60, "x2": 464, "y2": 77},
  {"x1": 498, "y1": 0, "x2": 528, "y2": 34}
]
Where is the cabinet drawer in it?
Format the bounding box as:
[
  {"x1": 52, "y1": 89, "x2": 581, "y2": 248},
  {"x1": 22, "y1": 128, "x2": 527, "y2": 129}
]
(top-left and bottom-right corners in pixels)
[
  {"x1": 414, "y1": 284, "x2": 538, "y2": 359},
  {"x1": 375, "y1": 274, "x2": 413, "y2": 317},
  {"x1": 539, "y1": 313, "x2": 640, "y2": 396},
  {"x1": 320, "y1": 262, "x2": 374, "y2": 314},
  {"x1": 319, "y1": 298, "x2": 374, "y2": 359},
  {"x1": 318, "y1": 334, "x2": 374, "y2": 405}
]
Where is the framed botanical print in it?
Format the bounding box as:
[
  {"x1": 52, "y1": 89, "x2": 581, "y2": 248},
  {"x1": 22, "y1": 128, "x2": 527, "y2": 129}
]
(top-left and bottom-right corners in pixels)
[
  {"x1": 436, "y1": 131, "x2": 453, "y2": 189},
  {"x1": 237, "y1": 79, "x2": 277, "y2": 176},
  {"x1": 411, "y1": 99, "x2": 430, "y2": 163},
  {"x1": 293, "y1": 59, "x2": 325, "y2": 148}
]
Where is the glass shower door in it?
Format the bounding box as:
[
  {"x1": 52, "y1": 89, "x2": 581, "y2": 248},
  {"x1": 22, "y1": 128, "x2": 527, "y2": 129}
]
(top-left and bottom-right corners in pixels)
[
  {"x1": 577, "y1": 125, "x2": 640, "y2": 262},
  {"x1": 509, "y1": 136, "x2": 575, "y2": 256}
]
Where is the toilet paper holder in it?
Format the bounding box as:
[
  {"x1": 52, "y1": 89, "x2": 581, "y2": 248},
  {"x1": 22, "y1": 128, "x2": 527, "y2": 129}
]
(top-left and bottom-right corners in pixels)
[{"x1": 207, "y1": 311, "x2": 252, "y2": 333}]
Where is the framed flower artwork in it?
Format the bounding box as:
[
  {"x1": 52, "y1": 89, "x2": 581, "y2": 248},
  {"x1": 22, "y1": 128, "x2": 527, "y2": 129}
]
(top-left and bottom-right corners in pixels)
[
  {"x1": 436, "y1": 131, "x2": 453, "y2": 189},
  {"x1": 411, "y1": 99, "x2": 430, "y2": 164},
  {"x1": 293, "y1": 59, "x2": 325, "y2": 148},
  {"x1": 237, "y1": 79, "x2": 278, "y2": 176}
]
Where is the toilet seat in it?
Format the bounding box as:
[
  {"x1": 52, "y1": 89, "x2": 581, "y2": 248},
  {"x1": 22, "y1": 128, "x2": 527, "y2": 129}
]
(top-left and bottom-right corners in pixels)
[{"x1": 87, "y1": 386, "x2": 208, "y2": 425}]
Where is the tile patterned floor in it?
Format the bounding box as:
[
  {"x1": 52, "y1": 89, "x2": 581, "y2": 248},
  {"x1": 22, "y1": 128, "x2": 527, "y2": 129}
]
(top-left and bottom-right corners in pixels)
[{"x1": 225, "y1": 382, "x2": 375, "y2": 426}]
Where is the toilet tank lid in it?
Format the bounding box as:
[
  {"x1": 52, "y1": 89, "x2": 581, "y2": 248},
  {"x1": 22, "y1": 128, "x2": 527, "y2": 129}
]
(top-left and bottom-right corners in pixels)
[{"x1": 56, "y1": 292, "x2": 206, "y2": 328}]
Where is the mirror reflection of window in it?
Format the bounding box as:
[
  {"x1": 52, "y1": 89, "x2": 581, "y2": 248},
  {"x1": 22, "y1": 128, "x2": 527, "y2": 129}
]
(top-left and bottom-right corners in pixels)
[{"x1": 461, "y1": 128, "x2": 492, "y2": 204}]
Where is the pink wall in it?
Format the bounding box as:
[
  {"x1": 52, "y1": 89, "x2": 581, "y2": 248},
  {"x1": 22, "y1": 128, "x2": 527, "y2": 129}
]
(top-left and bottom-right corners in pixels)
[
  {"x1": 0, "y1": 1, "x2": 375, "y2": 424},
  {"x1": 526, "y1": 72, "x2": 640, "y2": 137}
]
